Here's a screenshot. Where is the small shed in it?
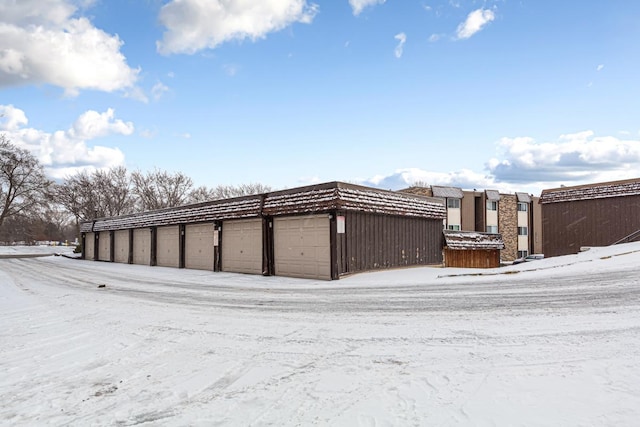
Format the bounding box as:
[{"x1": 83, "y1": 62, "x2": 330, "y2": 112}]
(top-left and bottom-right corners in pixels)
[{"x1": 443, "y1": 230, "x2": 505, "y2": 268}]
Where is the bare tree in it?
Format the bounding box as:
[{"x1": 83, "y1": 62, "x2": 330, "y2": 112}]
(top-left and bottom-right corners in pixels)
[
  {"x1": 188, "y1": 183, "x2": 272, "y2": 203},
  {"x1": 93, "y1": 166, "x2": 135, "y2": 216},
  {"x1": 55, "y1": 167, "x2": 135, "y2": 238},
  {"x1": 131, "y1": 168, "x2": 194, "y2": 210},
  {"x1": 0, "y1": 135, "x2": 51, "y2": 231}
]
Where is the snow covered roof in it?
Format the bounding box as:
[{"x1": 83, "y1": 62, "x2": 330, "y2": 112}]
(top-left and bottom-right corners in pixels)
[
  {"x1": 81, "y1": 182, "x2": 446, "y2": 232},
  {"x1": 540, "y1": 178, "x2": 640, "y2": 204},
  {"x1": 443, "y1": 230, "x2": 505, "y2": 250},
  {"x1": 485, "y1": 190, "x2": 501, "y2": 201},
  {"x1": 516, "y1": 192, "x2": 532, "y2": 203},
  {"x1": 431, "y1": 186, "x2": 464, "y2": 199}
]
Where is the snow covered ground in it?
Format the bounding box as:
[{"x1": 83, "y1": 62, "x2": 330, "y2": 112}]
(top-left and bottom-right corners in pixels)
[{"x1": 1, "y1": 243, "x2": 640, "y2": 426}]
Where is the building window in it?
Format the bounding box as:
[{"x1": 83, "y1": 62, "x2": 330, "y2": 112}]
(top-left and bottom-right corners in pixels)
[
  {"x1": 517, "y1": 202, "x2": 528, "y2": 212},
  {"x1": 486, "y1": 200, "x2": 497, "y2": 211},
  {"x1": 447, "y1": 198, "x2": 461, "y2": 209},
  {"x1": 518, "y1": 226, "x2": 528, "y2": 236},
  {"x1": 447, "y1": 224, "x2": 460, "y2": 231},
  {"x1": 486, "y1": 225, "x2": 498, "y2": 233},
  {"x1": 518, "y1": 250, "x2": 528, "y2": 258}
]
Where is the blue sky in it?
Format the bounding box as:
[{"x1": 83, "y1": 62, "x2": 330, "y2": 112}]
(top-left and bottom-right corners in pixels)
[{"x1": 1, "y1": 0, "x2": 639, "y2": 195}]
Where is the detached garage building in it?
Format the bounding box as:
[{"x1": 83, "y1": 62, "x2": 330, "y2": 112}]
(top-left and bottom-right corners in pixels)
[
  {"x1": 81, "y1": 182, "x2": 446, "y2": 280},
  {"x1": 541, "y1": 178, "x2": 640, "y2": 257}
]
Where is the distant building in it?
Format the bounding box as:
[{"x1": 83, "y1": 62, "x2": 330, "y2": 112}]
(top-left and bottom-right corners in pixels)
[
  {"x1": 401, "y1": 186, "x2": 542, "y2": 262},
  {"x1": 540, "y1": 178, "x2": 640, "y2": 257}
]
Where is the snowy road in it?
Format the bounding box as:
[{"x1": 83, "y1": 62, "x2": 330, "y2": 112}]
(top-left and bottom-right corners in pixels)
[{"x1": 1, "y1": 244, "x2": 640, "y2": 426}]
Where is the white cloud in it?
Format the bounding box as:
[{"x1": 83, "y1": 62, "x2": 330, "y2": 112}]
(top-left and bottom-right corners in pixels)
[
  {"x1": 151, "y1": 81, "x2": 170, "y2": 100},
  {"x1": 349, "y1": 0, "x2": 386, "y2": 16},
  {"x1": 488, "y1": 131, "x2": 640, "y2": 186},
  {"x1": 363, "y1": 167, "x2": 497, "y2": 191},
  {"x1": 456, "y1": 8, "x2": 495, "y2": 40},
  {"x1": 429, "y1": 34, "x2": 441, "y2": 42},
  {"x1": 157, "y1": 0, "x2": 319, "y2": 55},
  {"x1": 597, "y1": 64, "x2": 605, "y2": 72},
  {"x1": 124, "y1": 86, "x2": 149, "y2": 104},
  {"x1": 0, "y1": 0, "x2": 138, "y2": 95},
  {"x1": 394, "y1": 33, "x2": 406, "y2": 58},
  {"x1": 0, "y1": 104, "x2": 131, "y2": 179},
  {"x1": 223, "y1": 64, "x2": 240, "y2": 77},
  {"x1": 362, "y1": 131, "x2": 640, "y2": 195}
]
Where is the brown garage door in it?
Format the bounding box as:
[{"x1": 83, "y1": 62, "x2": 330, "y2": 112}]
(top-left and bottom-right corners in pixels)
[
  {"x1": 133, "y1": 228, "x2": 151, "y2": 265},
  {"x1": 185, "y1": 223, "x2": 215, "y2": 270},
  {"x1": 221, "y1": 219, "x2": 263, "y2": 275},
  {"x1": 114, "y1": 230, "x2": 129, "y2": 263},
  {"x1": 98, "y1": 231, "x2": 111, "y2": 261},
  {"x1": 84, "y1": 232, "x2": 95, "y2": 260},
  {"x1": 274, "y1": 215, "x2": 331, "y2": 280},
  {"x1": 157, "y1": 225, "x2": 180, "y2": 268}
]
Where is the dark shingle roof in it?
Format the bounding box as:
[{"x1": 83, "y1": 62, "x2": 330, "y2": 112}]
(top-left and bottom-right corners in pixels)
[
  {"x1": 443, "y1": 230, "x2": 505, "y2": 250},
  {"x1": 431, "y1": 186, "x2": 464, "y2": 199},
  {"x1": 81, "y1": 182, "x2": 446, "y2": 233},
  {"x1": 485, "y1": 190, "x2": 501, "y2": 201},
  {"x1": 540, "y1": 178, "x2": 640, "y2": 204}
]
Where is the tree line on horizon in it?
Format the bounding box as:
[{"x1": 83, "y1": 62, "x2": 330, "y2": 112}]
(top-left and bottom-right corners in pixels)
[{"x1": 0, "y1": 135, "x2": 271, "y2": 244}]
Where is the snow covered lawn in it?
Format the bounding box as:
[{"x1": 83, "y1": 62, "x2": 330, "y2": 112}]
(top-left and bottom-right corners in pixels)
[{"x1": 1, "y1": 243, "x2": 640, "y2": 426}]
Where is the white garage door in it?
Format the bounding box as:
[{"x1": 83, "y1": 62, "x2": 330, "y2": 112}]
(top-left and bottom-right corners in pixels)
[
  {"x1": 274, "y1": 215, "x2": 331, "y2": 280},
  {"x1": 222, "y1": 219, "x2": 263, "y2": 275},
  {"x1": 133, "y1": 228, "x2": 151, "y2": 265},
  {"x1": 98, "y1": 231, "x2": 111, "y2": 261},
  {"x1": 157, "y1": 225, "x2": 180, "y2": 268},
  {"x1": 114, "y1": 230, "x2": 129, "y2": 264},
  {"x1": 84, "y1": 232, "x2": 95, "y2": 260},
  {"x1": 185, "y1": 223, "x2": 215, "y2": 270}
]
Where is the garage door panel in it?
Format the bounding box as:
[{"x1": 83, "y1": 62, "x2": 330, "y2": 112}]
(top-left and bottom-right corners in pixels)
[
  {"x1": 114, "y1": 230, "x2": 129, "y2": 263},
  {"x1": 98, "y1": 231, "x2": 111, "y2": 261},
  {"x1": 274, "y1": 215, "x2": 331, "y2": 280},
  {"x1": 84, "y1": 232, "x2": 95, "y2": 260},
  {"x1": 222, "y1": 219, "x2": 263, "y2": 275},
  {"x1": 185, "y1": 223, "x2": 215, "y2": 270},
  {"x1": 133, "y1": 228, "x2": 151, "y2": 265},
  {"x1": 157, "y1": 225, "x2": 179, "y2": 268}
]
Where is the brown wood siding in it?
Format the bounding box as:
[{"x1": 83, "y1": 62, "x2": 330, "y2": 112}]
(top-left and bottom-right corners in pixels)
[
  {"x1": 461, "y1": 192, "x2": 477, "y2": 231},
  {"x1": 532, "y1": 197, "x2": 543, "y2": 255},
  {"x1": 444, "y1": 248, "x2": 500, "y2": 268},
  {"x1": 336, "y1": 211, "x2": 443, "y2": 276},
  {"x1": 542, "y1": 195, "x2": 640, "y2": 257}
]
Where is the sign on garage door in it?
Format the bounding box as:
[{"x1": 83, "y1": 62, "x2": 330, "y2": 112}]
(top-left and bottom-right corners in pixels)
[
  {"x1": 84, "y1": 232, "x2": 95, "y2": 260},
  {"x1": 133, "y1": 228, "x2": 151, "y2": 265},
  {"x1": 114, "y1": 229, "x2": 129, "y2": 263},
  {"x1": 185, "y1": 223, "x2": 215, "y2": 270},
  {"x1": 157, "y1": 225, "x2": 180, "y2": 268},
  {"x1": 274, "y1": 215, "x2": 331, "y2": 280},
  {"x1": 222, "y1": 219, "x2": 263, "y2": 275}
]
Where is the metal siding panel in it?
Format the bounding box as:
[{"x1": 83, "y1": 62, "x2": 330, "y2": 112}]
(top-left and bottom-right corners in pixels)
[
  {"x1": 185, "y1": 223, "x2": 215, "y2": 270},
  {"x1": 274, "y1": 215, "x2": 331, "y2": 280},
  {"x1": 114, "y1": 230, "x2": 129, "y2": 263},
  {"x1": 133, "y1": 228, "x2": 151, "y2": 265},
  {"x1": 85, "y1": 232, "x2": 95, "y2": 260},
  {"x1": 98, "y1": 231, "x2": 111, "y2": 261},
  {"x1": 222, "y1": 219, "x2": 263, "y2": 275}
]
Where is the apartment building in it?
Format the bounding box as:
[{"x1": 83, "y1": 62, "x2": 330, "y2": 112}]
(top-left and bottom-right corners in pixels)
[{"x1": 402, "y1": 186, "x2": 542, "y2": 262}]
